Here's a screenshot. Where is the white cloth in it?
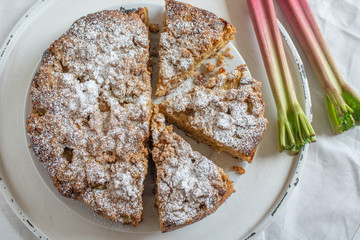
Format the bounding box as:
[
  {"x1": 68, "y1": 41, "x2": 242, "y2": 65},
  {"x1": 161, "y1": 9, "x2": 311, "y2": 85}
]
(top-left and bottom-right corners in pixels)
[
  {"x1": 0, "y1": 0, "x2": 359, "y2": 239},
  {"x1": 258, "y1": 1, "x2": 360, "y2": 239}
]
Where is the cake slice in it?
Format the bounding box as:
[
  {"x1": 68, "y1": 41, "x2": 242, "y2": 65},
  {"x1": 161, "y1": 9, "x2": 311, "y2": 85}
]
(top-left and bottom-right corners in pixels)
[
  {"x1": 156, "y1": 0, "x2": 236, "y2": 96},
  {"x1": 159, "y1": 65, "x2": 268, "y2": 162},
  {"x1": 26, "y1": 8, "x2": 151, "y2": 226},
  {"x1": 151, "y1": 107, "x2": 234, "y2": 232}
]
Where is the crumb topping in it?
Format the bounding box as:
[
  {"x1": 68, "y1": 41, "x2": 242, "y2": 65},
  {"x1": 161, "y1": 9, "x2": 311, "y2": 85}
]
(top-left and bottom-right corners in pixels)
[
  {"x1": 26, "y1": 9, "x2": 151, "y2": 225},
  {"x1": 151, "y1": 110, "x2": 232, "y2": 231},
  {"x1": 232, "y1": 166, "x2": 246, "y2": 174},
  {"x1": 161, "y1": 67, "x2": 267, "y2": 158}
]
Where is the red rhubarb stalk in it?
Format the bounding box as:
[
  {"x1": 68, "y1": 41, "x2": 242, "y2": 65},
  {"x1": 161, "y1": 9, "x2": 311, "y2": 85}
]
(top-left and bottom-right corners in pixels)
[{"x1": 247, "y1": 0, "x2": 315, "y2": 153}]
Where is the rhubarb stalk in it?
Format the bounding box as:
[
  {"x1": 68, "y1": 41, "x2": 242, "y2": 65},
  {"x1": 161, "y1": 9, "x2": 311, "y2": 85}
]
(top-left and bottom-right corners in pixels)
[
  {"x1": 247, "y1": 0, "x2": 316, "y2": 153},
  {"x1": 278, "y1": 0, "x2": 360, "y2": 134}
]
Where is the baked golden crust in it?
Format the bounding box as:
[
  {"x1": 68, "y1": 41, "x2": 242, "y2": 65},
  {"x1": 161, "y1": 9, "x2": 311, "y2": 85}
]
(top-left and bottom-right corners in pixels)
[
  {"x1": 156, "y1": 0, "x2": 236, "y2": 96},
  {"x1": 151, "y1": 106, "x2": 234, "y2": 232},
  {"x1": 159, "y1": 65, "x2": 268, "y2": 163},
  {"x1": 26, "y1": 8, "x2": 151, "y2": 226}
]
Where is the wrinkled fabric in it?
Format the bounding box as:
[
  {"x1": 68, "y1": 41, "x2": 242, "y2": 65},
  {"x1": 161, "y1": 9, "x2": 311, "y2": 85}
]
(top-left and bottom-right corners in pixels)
[
  {"x1": 258, "y1": 0, "x2": 360, "y2": 239},
  {"x1": 1, "y1": 0, "x2": 360, "y2": 239}
]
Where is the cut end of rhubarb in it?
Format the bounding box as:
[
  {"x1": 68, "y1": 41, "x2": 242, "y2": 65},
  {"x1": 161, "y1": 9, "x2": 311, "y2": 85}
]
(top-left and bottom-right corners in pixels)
[
  {"x1": 324, "y1": 91, "x2": 359, "y2": 134},
  {"x1": 277, "y1": 110, "x2": 315, "y2": 153},
  {"x1": 278, "y1": 0, "x2": 360, "y2": 135},
  {"x1": 342, "y1": 89, "x2": 360, "y2": 124}
]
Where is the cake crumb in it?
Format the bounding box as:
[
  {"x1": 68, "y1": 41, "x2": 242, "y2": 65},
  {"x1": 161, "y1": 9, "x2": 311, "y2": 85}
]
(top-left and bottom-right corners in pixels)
[
  {"x1": 216, "y1": 59, "x2": 224, "y2": 67},
  {"x1": 215, "y1": 47, "x2": 234, "y2": 67},
  {"x1": 218, "y1": 54, "x2": 225, "y2": 61},
  {"x1": 223, "y1": 47, "x2": 234, "y2": 59},
  {"x1": 218, "y1": 67, "x2": 225, "y2": 74},
  {"x1": 232, "y1": 166, "x2": 245, "y2": 174},
  {"x1": 149, "y1": 24, "x2": 159, "y2": 33},
  {"x1": 206, "y1": 63, "x2": 216, "y2": 72}
]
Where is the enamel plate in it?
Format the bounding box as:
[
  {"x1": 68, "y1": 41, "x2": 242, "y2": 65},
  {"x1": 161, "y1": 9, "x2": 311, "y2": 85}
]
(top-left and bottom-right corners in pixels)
[{"x1": 0, "y1": 0, "x2": 311, "y2": 239}]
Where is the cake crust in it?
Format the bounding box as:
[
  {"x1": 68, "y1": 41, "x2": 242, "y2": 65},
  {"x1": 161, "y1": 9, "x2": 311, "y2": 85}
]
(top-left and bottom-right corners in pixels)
[
  {"x1": 151, "y1": 106, "x2": 234, "y2": 232},
  {"x1": 26, "y1": 8, "x2": 151, "y2": 226},
  {"x1": 156, "y1": 0, "x2": 236, "y2": 96}
]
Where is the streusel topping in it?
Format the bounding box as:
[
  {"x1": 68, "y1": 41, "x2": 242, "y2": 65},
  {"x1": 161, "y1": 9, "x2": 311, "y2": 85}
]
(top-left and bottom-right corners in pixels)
[
  {"x1": 26, "y1": 9, "x2": 151, "y2": 225},
  {"x1": 151, "y1": 110, "x2": 233, "y2": 231},
  {"x1": 161, "y1": 67, "x2": 267, "y2": 158}
]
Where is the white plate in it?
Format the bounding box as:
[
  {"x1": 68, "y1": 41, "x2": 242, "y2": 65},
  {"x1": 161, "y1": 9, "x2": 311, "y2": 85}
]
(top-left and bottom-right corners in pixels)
[{"x1": 0, "y1": 0, "x2": 312, "y2": 239}]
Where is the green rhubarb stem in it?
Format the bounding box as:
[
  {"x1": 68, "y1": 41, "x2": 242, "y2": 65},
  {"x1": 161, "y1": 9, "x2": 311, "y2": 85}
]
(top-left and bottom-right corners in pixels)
[
  {"x1": 247, "y1": 0, "x2": 315, "y2": 153},
  {"x1": 264, "y1": 0, "x2": 316, "y2": 149},
  {"x1": 278, "y1": 0, "x2": 360, "y2": 134}
]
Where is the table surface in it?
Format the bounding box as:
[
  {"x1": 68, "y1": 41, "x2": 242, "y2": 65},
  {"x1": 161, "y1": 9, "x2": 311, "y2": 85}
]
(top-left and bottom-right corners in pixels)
[{"x1": 1, "y1": 0, "x2": 360, "y2": 240}]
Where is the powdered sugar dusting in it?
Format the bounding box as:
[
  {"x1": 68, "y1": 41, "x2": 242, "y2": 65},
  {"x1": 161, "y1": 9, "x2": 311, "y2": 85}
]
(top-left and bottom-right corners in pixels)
[
  {"x1": 151, "y1": 111, "x2": 233, "y2": 231},
  {"x1": 161, "y1": 67, "x2": 268, "y2": 160},
  {"x1": 26, "y1": 9, "x2": 151, "y2": 225}
]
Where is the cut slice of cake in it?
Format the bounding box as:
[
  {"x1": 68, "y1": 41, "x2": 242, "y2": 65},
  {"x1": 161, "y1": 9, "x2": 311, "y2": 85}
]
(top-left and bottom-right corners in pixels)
[
  {"x1": 26, "y1": 8, "x2": 151, "y2": 226},
  {"x1": 159, "y1": 65, "x2": 268, "y2": 163},
  {"x1": 151, "y1": 106, "x2": 234, "y2": 232},
  {"x1": 156, "y1": 0, "x2": 236, "y2": 96}
]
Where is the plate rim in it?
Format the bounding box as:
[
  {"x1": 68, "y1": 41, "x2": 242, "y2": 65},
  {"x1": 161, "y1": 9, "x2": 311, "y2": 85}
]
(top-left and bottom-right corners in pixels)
[
  {"x1": 0, "y1": 0, "x2": 53, "y2": 238},
  {"x1": 241, "y1": 21, "x2": 313, "y2": 240},
  {"x1": 0, "y1": 1, "x2": 311, "y2": 239}
]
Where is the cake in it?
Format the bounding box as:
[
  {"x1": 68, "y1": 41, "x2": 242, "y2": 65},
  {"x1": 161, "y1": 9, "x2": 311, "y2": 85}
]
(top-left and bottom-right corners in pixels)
[
  {"x1": 159, "y1": 65, "x2": 268, "y2": 162},
  {"x1": 151, "y1": 106, "x2": 234, "y2": 232},
  {"x1": 26, "y1": 8, "x2": 151, "y2": 226},
  {"x1": 156, "y1": 0, "x2": 236, "y2": 96}
]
